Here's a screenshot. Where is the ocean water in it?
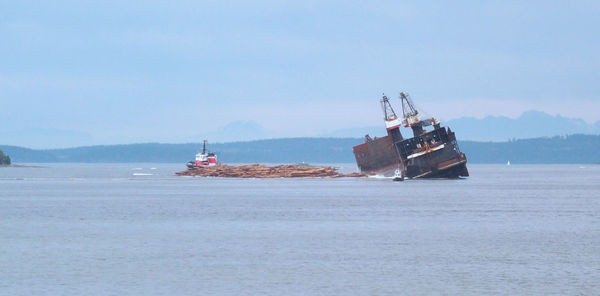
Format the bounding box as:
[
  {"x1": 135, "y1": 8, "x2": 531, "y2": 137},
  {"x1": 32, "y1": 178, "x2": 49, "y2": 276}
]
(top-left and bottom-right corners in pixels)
[{"x1": 1, "y1": 163, "x2": 599, "y2": 295}]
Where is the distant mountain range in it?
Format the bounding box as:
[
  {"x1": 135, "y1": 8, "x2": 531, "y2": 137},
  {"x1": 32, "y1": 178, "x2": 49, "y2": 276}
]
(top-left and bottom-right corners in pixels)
[
  {"x1": 324, "y1": 110, "x2": 600, "y2": 141},
  {"x1": 445, "y1": 111, "x2": 600, "y2": 141},
  {"x1": 2, "y1": 135, "x2": 599, "y2": 164},
  {"x1": 195, "y1": 120, "x2": 274, "y2": 143},
  {"x1": 3, "y1": 111, "x2": 598, "y2": 149},
  {"x1": 0, "y1": 128, "x2": 96, "y2": 149}
]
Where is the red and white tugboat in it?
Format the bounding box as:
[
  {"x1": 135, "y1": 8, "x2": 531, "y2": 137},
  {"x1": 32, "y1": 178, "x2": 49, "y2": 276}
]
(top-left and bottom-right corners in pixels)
[{"x1": 186, "y1": 140, "x2": 218, "y2": 168}]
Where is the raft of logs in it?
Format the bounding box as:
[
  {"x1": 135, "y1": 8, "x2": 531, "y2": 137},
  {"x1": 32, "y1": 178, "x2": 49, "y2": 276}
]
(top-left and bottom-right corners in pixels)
[{"x1": 176, "y1": 164, "x2": 366, "y2": 178}]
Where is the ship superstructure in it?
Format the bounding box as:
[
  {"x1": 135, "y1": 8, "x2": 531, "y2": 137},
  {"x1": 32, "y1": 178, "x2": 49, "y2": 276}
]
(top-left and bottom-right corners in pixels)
[{"x1": 353, "y1": 92, "x2": 468, "y2": 179}]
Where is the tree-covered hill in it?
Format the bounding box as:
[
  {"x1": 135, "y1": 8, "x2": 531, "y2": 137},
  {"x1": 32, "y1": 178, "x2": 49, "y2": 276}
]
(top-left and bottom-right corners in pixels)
[
  {"x1": 1, "y1": 135, "x2": 599, "y2": 164},
  {"x1": 460, "y1": 134, "x2": 600, "y2": 164},
  {"x1": 0, "y1": 149, "x2": 11, "y2": 165}
]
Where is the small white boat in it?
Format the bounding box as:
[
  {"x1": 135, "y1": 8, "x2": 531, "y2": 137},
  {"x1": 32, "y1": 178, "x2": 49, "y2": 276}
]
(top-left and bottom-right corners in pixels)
[{"x1": 393, "y1": 168, "x2": 404, "y2": 181}]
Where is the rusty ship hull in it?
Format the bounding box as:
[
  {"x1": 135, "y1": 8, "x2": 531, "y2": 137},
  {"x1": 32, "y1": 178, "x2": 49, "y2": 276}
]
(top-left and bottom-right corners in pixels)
[{"x1": 353, "y1": 93, "x2": 469, "y2": 179}]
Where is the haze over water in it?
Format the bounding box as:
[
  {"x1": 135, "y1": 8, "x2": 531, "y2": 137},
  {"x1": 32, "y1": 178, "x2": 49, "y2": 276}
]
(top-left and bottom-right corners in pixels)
[{"x1": 1, "y1": 164, "x2": 599, "y2": 295}]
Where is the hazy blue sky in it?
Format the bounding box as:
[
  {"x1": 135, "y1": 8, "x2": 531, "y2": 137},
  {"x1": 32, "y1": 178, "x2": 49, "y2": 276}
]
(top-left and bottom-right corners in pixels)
[{"x1": 1, "y1": 1, "x2": 598, "y2": 147}]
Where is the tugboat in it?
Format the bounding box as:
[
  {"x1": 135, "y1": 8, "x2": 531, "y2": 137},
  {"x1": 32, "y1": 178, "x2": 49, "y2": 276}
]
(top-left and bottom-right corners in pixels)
[
  {"x1": 186, "y1": 140, "x2": 218, "y2": 168},
  {"x1": 353, "y1": 92, "x2": 469, "y2": 179}
]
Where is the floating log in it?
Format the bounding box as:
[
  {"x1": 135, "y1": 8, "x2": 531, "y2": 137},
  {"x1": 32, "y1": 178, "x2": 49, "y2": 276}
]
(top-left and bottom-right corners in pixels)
[{"x1": 176, "y1": 164, "x2": 366, "y2": 178}]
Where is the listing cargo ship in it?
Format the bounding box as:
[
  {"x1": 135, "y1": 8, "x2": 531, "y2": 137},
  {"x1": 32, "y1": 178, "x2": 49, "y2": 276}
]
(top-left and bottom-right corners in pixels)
[
  {"x1": 186, "y1": 140, "x2": 218, "y2": 168},
  {"x1": 353, "y1": 92, "x2": 469, "y2": 179}
]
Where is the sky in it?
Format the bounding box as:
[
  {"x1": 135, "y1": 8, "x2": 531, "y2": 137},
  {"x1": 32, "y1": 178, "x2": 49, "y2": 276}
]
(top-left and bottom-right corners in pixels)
[{"x1": 1, "y1": 1, "x2": 599, "y2": 148}]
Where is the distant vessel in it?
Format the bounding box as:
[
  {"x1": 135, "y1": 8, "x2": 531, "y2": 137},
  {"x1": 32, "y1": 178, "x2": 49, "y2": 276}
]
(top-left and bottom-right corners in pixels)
[
  {"x1": 186, "y1": 140, "x2": 218, "y2": 168},
  {"x1": 353, "y1": 92, "x2": 469, "y2": 179},
  {"x1": 507, "y1": 161, "x2": 511, "y2": 166}
]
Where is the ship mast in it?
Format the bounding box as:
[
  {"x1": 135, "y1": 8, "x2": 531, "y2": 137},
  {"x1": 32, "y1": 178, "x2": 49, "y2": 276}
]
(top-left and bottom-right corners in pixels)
[
  {"x1": 380, "y1": 94, "x2": 403, "y2": 142},
  {"x1": 202, "y1": 140, "x2": 207, "y2": 154}
]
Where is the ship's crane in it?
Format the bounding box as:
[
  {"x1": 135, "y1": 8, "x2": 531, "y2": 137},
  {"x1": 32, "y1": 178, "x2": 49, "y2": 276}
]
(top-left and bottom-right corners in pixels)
[
  {"x1": 381, "y1": 94, "x2": 400, "y2": 127},
  {"x1": 400, "y1": 92, "x2": 420, "y2": 126},
  {"x1": 380, "y1": 94, "x2": 403, "y2": 142},
  {"x1": 399, "y1": 92, "x2": 440, "y2": 136}
]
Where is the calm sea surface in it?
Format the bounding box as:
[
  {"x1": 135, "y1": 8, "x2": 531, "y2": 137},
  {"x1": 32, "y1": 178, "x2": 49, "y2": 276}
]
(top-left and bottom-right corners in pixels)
[{"x1": 1, "y1": 163, "x2": 599, "y2": 295}]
